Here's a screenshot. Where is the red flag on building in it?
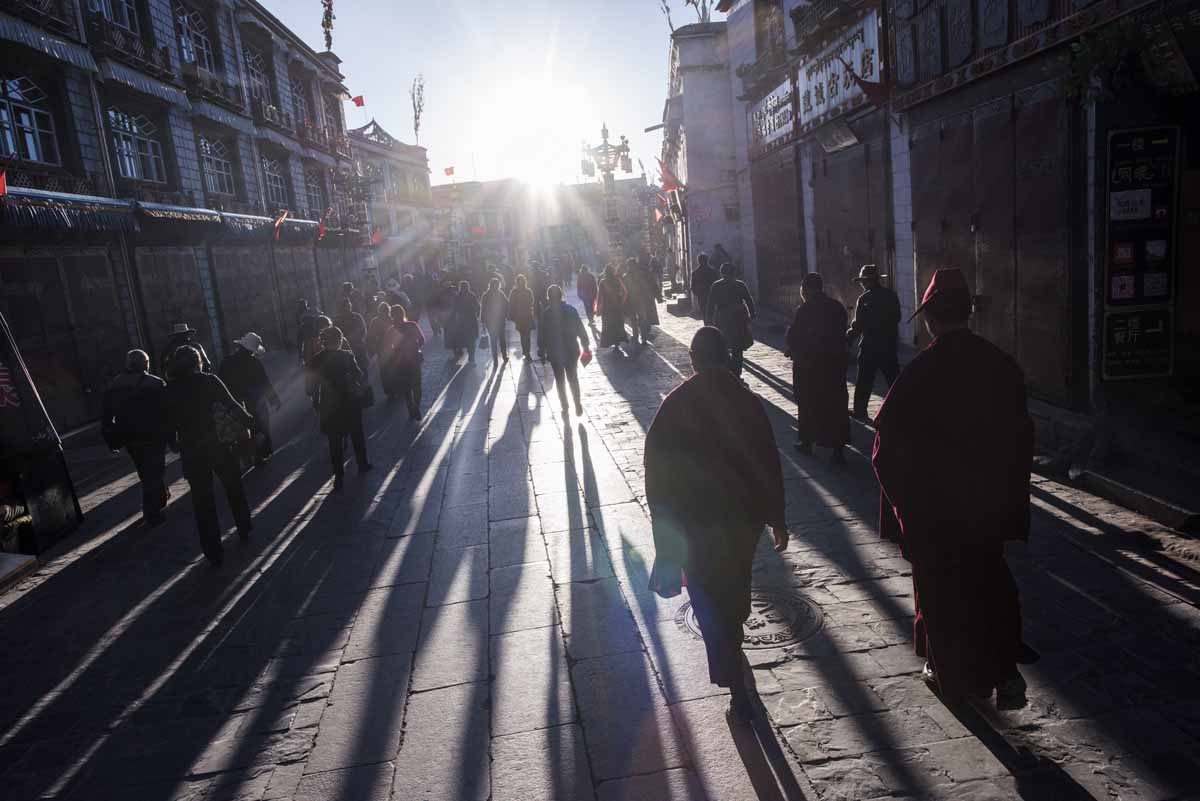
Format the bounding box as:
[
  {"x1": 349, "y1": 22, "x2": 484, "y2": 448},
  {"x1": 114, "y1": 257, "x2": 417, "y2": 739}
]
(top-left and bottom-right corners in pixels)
[
  {"x1": 273, "y1": 209, "x2": 289, "y2": 242},
  {"x1": 656, "y1": 158, "x2": 683, "y2": 192},
  {"x1": 837, "y1": 56, "x2": 889, "y2": 107},
  {"x1": 351, "y1": 95, "x2": 365, "y2": 107},
  {"x1": 317, "y1": 206, "x2": 333, "y2": 240},
  {"x1": 0, "y1": 153, "x2": 14, "y2": 197},
  {"x1": 654, "y1": 208, "x2": 664, "y2": 223},
  {"x1": 370, "y1": 228, "x2": 384, "y2": 246},
  {"x1": 444, "y1": 166, "x2": 455, "y2": 177}
]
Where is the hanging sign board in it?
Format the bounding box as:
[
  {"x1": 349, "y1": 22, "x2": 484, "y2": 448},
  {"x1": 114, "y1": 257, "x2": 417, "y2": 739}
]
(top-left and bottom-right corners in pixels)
[
  {"x1": 1102, "y1": 126, "x2": 1179, "y2": 380},
  {"x1": 748, "y1": 78, "x2": 795, "y2": 158},
  {"x1": 797, "y1": 10, "x2": 879, "y2": 133}
]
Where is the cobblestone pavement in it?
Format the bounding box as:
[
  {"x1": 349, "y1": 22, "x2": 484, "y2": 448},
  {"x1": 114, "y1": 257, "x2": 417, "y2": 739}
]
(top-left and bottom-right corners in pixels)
[{"x1": 2, "y1": 294, "x2": 1200, "y2": 801}]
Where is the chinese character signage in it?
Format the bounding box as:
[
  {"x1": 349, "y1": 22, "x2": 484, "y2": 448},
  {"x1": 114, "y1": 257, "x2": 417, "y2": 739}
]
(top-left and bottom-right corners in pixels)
[
  {"x1": 797, "y1": 10, "x2": 879, "y2": 131},
  {"x1": 1102, "y1": 127, "x2": 1179, "y2": 380},
  {"x1": 1102, "y1": 308, "x2": 1172, "y2": 380},
  {"x1": 748, "y1": 78, "x2": 795, "y2": 156}
]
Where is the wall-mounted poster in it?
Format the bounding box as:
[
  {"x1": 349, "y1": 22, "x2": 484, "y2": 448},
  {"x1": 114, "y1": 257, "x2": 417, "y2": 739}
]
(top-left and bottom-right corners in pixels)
[
  {"x1": 1104, "y1": 127, "x2": 1179, "y2": 307},
  {"x1": 1102, "y1": 126, "x2": 1179, "y2": 381}
]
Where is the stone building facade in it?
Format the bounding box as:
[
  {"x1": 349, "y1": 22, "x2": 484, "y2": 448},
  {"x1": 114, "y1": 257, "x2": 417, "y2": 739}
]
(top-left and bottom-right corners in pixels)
[{"x1": 0, "y1": 0, "x2": 396, "y2": 431}]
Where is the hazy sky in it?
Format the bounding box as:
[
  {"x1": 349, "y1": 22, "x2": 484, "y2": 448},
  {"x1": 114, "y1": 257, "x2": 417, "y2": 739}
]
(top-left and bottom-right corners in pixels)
[{"x1": 262, "y1": 0, "x2": 722, "y2": 187}]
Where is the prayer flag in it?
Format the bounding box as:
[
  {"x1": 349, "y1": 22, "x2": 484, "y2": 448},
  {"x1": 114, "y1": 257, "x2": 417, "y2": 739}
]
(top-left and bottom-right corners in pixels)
[
  {"x1": 273, "y1": 209, "x2": 289, "y2": 242},
  {"x1": 317, "y1": 206, "x2": 333, "y2": 240},
  {"x1": 657, "y1": 158, "x2": 683, "y2": 192}
]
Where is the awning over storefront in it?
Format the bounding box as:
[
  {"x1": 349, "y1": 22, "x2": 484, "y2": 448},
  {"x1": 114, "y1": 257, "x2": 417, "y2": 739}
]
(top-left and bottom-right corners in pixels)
[
  {"x1": 136, "y1": 202, "x2": 222, "y2": 223},
  {"x1": 99, "y1": 59, "x2": 191, "y2": 107},
  {"x1": 191, "y1": 101, "x2": 255, "y2": 135},
  {"x1": 216, "y1": 213, "x2": 319, "y2": 245},
  {"x1": 0, "y1": 188, "x2": 136, "y2": 233},
  {"x1": 0, "y1": 13, "x2": 98, "y2": 72}
]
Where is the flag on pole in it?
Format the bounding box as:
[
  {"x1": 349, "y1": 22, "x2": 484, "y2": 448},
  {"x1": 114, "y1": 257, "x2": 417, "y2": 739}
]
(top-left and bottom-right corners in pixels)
[
  {"x1": 351, "y1": 95, "x2": 365, "y2": 107},
  {"x1": 370, "y1": 228, "x2": 384, "y2": 246},
  {"x1": 656, "y1": 158, "x2": 683, "y2": 192},
  {"x1": 444, "y1": 166, "x2": 455, "y2": 177},
  {"x1": 273, "y1": 209, "x2": 289, "y2": 242},
  {"x1": 654, "y1": 208, "x2": 664, "y2": 223}
]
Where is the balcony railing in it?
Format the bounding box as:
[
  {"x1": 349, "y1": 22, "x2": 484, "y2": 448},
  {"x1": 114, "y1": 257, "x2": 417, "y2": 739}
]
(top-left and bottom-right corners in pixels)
[
  {"x1": 297, "y1": 122, "x2": 330, "y2": 151},
  {"x1": 182, "y1": 63, "x2": 244, "y2": 113},
  {"x1": 126, "y1": 184, "x2": 189, "y2": 205},
  {"x1": 331, "y1": 134, "x2": 352, "y2": 159},
  {"x1": 736, "y1": 42, "x2": 789, "y2": 94},
  {"x1": 6, "y1": 164, "x2": 97, "y2": 195},
  {"x1": 204, "y1": 196, "x2": 262, "y2": 216},
  {"x1": 0, "y1": 0, "x2": 73, "y2": 35},
  {"x1": 251, "y1": 98, "x2": 293, "y2": 133},
  {"x1": 88, "y1": 12, "x2": 174, "y2": 82}
]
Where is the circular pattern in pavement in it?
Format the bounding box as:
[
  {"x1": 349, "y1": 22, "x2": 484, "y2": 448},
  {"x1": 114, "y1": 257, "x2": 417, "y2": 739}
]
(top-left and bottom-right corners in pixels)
[{"x1": 674, "y1": 589, "x2": 824, "y2": 650}]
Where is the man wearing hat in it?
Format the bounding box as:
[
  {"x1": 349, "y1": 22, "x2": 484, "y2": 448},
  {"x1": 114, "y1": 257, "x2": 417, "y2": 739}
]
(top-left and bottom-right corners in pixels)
[
  {"x1": 785, "y1": 273, "x2": 851, "y2": 462},
  {"x1": 871, "y1": 268, "x2": 1034, "y2": 709},
  {"x1": 846, "y1": 264, "x2": 901, "y2": 421},
  {"x1": 161, "y1": 323, "x2": 211, "y2": 378},
  {"x1": 218, "y1": 332, "x2": 282, "y2": 465}
]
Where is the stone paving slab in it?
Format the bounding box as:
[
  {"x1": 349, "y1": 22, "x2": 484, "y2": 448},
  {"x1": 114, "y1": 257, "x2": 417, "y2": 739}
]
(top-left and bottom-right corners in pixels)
[{"x1": 491, "y1": 723, "x2": 595, "y2": 801}]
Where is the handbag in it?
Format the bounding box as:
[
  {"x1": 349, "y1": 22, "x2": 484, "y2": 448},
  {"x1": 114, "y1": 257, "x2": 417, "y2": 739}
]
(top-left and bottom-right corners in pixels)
[{"x1": 212, "y1": 399, "x2": 250, "y2": 449}]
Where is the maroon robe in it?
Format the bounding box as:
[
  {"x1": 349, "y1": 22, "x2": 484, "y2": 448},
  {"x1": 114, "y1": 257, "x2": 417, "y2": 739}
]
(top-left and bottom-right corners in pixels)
[
  {"x1": 872, "y1": 327, "x2": 1033, "y2": 697},
  {"x1": 786, "y1": 293, "x2": 851, "y2": 447},
  {"x1": 645, "y1": 368, "x2": 785, "y2": 685}
]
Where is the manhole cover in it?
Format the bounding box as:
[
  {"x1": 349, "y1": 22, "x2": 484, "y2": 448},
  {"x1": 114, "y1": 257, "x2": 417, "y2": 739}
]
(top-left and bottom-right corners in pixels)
[{"x1": 674, "y1": 589, "x2": 823, "y2": 649}]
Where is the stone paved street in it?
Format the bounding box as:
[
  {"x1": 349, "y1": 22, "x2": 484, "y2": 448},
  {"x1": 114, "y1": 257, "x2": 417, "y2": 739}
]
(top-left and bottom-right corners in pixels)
[{"x1": 2, "y1": 294, "x2": 1200, "y2": 800}]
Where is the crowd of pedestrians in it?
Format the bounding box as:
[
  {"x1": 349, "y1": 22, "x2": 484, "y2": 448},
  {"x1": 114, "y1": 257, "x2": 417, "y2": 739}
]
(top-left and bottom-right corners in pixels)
[{"x1": 99, "y1": 250, "x2": 1037, "y2": 727}]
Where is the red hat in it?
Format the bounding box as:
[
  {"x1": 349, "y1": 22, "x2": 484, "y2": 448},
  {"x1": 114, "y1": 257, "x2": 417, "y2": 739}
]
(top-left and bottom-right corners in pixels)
[{"x1": 910, "y1": 268, "x2": 971, "y2": 321}]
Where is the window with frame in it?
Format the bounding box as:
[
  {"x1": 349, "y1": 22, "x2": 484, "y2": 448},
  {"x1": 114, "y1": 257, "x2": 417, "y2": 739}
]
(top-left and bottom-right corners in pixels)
[
  {"x1": 322, "y1": 95, "x2": 340, "y2": 135},
  {"x1": 0, "y1": 76, "x2": 60, "y2": 165},
  {"x1": 290, "y1": 74, "x2": 312, "y2": 126},
  {"x1": 755, "y1": 0, "x2": 786, "y2": 57},
  {"x1": 261, "y1": 155, "x2": 289, "y2": 207},
  {"x1": 303, "y1": 168, "x2": 325, "y2": 215},
  {"x1": 244, "y1": 46, "x2": 273, "y2": 104},
  {"x1": 198, "y1": 136, "x2": 235, "y2": 196},
  {"x1": 89, "y1": 0, "x2": 140, "y2": 34},
  {"x1": 175, "y1": 4, "x2": 216, "y2": 73},
  {"x1": 108, "y1": 107, "x2": 166, "y2": 183}
]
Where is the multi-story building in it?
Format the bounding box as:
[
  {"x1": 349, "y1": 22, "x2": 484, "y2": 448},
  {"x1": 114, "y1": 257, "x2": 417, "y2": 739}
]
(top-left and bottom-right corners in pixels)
[
  {"x1": 661, "y1": 22, "x2": 752, "y2": 292},
  {"x1": 0, "y1": 0, "x2": 379, "y2": 430},
  {"x1": 349, "y1": 119, "x2": 436, "y2": 285},
  {"x1": 527, "y1": 177, "x2": 657, "y2": 271},
  {"x1": 431, "y1": 179, "x2": 528, "y2": 273}
]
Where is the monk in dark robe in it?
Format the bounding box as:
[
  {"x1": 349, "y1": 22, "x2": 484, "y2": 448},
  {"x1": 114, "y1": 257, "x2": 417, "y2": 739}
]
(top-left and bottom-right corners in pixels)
[
  {"x1": 785, "y1": 273, "x2": 851, "y2": 463},
  {"x1": 872, "y1": 268, "x2": 1034, "y2": 710},
  {"x1": 645, "y1": 326, "x2": 789, "y2": 723}
]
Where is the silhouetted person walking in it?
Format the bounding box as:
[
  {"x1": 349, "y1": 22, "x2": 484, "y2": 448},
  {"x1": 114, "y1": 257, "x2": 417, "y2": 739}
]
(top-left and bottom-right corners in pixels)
[
  {"x1": 645, "y1": 327, "x2": 788, "y2": 723},
  {"x1": 873, "y1": 268, "x2": 1034, "y2": 710},
  {"x1": 691, "y1": 253, "x2": 718, "y2": 322},
  {"x1": 166, "y1": 345, "x2": 254, "y2": 566},
  {"x1": 481, "y1": 278, "x2": 510, "y2": 370},
  {"x1": 786, "y1": 274, "x2": 850, "y2": 463},
  {"x1": 597, "y1": 264, "x2": 629, "y2": 350},
  {"x1": 312, "y1": 326, "x2": 372, "y2": 491},
  {"x1": 219, "y1": 332, "x2": 282, "y2": 466},
  {"x1": 847, "y1": 264, "x2": 901, "y2": 420},
  {"x1": 509, "y1": 274, "x2": 537, "y2": 360},
  {"x1": 540, "y1": 285, "x2": 591, "y2": 419},
  {"x1": 705, "y1": 263, "x2": 756, "y2": 377},
  {"x1": 381, "y1": 305, "x2": 425, "y2": 420},
  {"x1": 102, "y1": 349, "x2": 170, "y2": 526}
]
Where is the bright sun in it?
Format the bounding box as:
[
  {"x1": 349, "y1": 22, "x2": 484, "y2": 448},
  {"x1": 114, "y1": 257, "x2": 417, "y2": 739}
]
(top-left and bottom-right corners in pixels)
[{"x1": 477, "y1": 77, "x2": 595, "y2": 187}]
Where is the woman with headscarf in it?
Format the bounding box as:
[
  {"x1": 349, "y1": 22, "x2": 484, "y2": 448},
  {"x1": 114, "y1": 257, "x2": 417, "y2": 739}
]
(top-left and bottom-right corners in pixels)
[{"x1": 597, "y1": 264, "x2": 629, "y2": 350}]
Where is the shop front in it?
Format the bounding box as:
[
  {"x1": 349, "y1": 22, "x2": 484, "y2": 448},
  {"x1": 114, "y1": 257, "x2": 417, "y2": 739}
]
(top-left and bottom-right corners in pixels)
[
  {"x1": 796, "y1": 7, "x2": 892, "y2": 312},
  {"x1": 747, "y1": 75, "x2": 803, "y2": 312}
]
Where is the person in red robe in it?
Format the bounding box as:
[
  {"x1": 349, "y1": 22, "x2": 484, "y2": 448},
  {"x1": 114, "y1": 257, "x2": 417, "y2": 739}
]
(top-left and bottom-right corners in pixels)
[
  {"x1": 645, "y1": 326, "x2": 789, "y2": 723},
  {"x1": 785, "y1": 273, "x2": 851, "y2": 462},
  {"x1": 872, "y1": 268, "x2": 1033, "y2": 709}
]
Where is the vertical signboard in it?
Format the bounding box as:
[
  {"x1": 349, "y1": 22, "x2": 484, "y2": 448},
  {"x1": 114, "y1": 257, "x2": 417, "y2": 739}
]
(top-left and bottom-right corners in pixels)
[{"x1": 1102, "y1": 126, "x2": 1179, "y2": 379}]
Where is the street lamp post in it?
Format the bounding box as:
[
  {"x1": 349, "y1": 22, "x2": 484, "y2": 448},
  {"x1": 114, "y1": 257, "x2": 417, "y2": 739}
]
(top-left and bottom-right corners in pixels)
[{"x1": 583, "y1": 123, "x2": 632, "y2": 264}]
